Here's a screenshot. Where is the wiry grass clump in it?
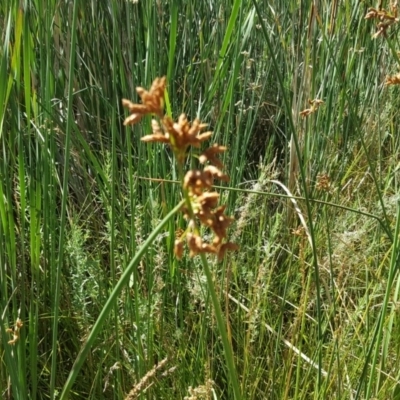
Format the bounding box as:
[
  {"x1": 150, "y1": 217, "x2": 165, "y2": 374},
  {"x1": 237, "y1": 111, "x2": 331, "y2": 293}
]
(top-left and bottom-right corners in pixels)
[{"x1": 2, "y1": 0, "x2": 400, "y2": 399}]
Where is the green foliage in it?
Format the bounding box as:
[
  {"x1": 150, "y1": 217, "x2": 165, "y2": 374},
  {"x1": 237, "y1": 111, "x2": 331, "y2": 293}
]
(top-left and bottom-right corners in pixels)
[{"x1": 2, "y1": 0, "x2": 400, "y2": 399}]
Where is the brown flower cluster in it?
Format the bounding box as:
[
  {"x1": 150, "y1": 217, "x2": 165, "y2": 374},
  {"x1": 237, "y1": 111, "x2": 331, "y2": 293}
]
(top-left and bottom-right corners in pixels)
[
  {"x1": 146, "y1": 115, "x2": 214, "y2": 165},
  {"x1": 365, "y1": 3, "x2": 399, "y2": 38},
  {"x1": 6, "y1": 318, "x2": 23, "y2": 345},
  {"x1": 299, "y1": 98, "x2": 324, "y2": 118},
  {"x1": 384, "y1": 72, "x2": 400, "y2": 85},
  {"x1": 316, "y1": 173, "x2": 331, "y2": 192},
  {"x1": 178, "y1": 168, "x2": 239, "y2": 261},
  {"x1": 122, "y1": 77, "x2": 166, "y2": 125},
  {"x1": 123, "y1": 77, "x2": 238, "y2": 261}
]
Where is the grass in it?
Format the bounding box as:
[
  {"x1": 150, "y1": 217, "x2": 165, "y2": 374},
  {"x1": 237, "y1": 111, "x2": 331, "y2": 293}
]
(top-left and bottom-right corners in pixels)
[{"x1": 2, "y1": 0, "x2": 400, "y2": 399}]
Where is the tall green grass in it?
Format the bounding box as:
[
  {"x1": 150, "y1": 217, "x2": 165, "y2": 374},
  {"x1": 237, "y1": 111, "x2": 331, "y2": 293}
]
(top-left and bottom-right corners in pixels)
[{"x1": 1, "y1": 0, "x2": 400, "y2": 399}]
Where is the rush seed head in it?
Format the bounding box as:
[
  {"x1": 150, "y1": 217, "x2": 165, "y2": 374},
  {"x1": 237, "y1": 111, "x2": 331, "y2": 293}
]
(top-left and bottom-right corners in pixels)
[{"x1": 123, "y1": 77, "x2": 238, "y2": 261}]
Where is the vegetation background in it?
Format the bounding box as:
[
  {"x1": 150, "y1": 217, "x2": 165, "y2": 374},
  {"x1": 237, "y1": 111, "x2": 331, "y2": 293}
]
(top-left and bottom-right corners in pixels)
[{"x1": 1, "y1": 0, "x2": 400, "y2": 399}]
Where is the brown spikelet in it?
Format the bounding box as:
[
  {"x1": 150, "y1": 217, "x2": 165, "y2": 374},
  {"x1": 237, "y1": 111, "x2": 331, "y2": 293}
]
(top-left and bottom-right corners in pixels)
[{"x1": 122, "y1": 76, "x2": 166, "y2": 126}]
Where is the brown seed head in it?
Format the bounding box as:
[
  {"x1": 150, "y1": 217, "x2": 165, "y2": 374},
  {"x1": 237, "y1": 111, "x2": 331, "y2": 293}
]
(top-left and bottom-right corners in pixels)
[
  {"x1": 123, "y1": 76, "x2": 239, "y2": 262},
  {"x1": 217, "y1": 242, "x2": 240, "y2": 261},
  {"x1": 187, "y1": 233, "x2": 217, "y2": 257},
  {"x1": 174, "y1": 239, "x2": 184, "y2": 259},
  {"x1": 183, "y1": 170, "x2": 214, "y2": 195},
  {"x1": 199, "y1": 143, "x2": 227, "y2": 169},
  {"x1": 203, "y1": 165, "x2": 229, "y2": 182},
  {"x1": 385, "y1": 73, "x2": 400, "y2": 86},
  {"x1": 122, "y1": 76, "x2": 166, "y2": 126},
  {"x1": 141, "y1": 119, "x2": 170, "y2": 143},
  {"x1": 299, "y1": 98, "x2": 324, "y2": 118}
]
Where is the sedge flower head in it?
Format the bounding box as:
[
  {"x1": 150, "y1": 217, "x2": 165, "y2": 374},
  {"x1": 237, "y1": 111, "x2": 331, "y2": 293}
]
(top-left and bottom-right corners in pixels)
[
  {"x1": 122, "y1": 76, "x2": 166, "y2": 126},
  {"x1": 123, "y1": 77, "x2": 239, "y2": 262}
]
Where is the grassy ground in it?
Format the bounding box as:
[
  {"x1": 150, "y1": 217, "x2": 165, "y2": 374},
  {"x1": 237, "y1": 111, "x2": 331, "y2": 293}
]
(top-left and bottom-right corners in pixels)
[{"x1": 2, "y1": 0, "x2": 400, "y2": 399}]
